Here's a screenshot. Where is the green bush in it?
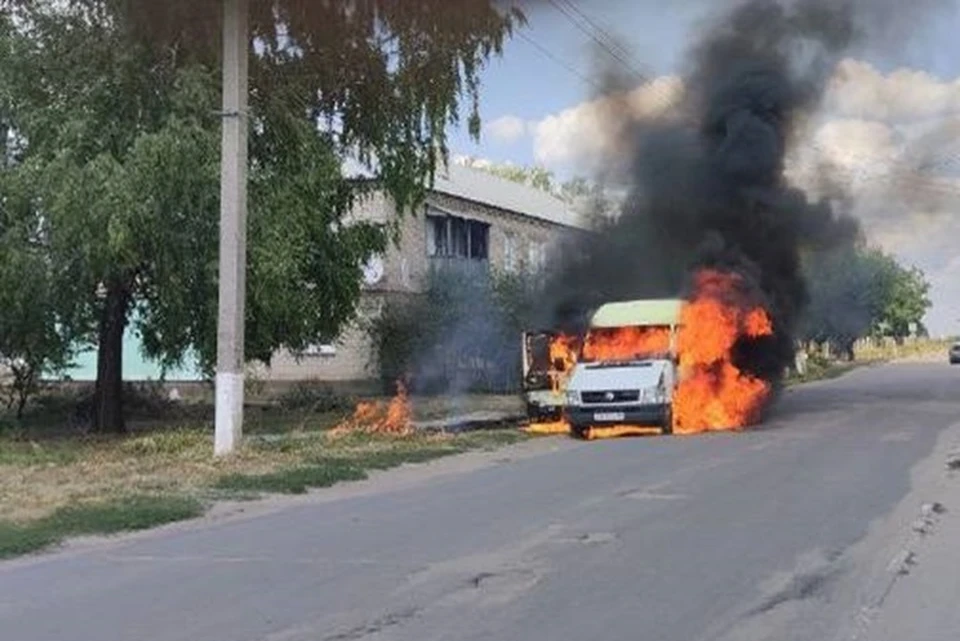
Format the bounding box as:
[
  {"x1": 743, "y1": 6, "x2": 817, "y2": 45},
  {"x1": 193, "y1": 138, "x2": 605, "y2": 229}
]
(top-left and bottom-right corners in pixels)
[
  {"x1": 276, "y1": 382, "x2": 354, "y2": 413},
  {"x1": 367, "y1": 267, "x2": 543, "y2": 395}
]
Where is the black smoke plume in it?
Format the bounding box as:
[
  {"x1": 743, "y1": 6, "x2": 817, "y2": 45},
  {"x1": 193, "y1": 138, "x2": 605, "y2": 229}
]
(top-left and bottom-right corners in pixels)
[{"x1": 542, "y1": 0, "x2": 876, "y2": 386}]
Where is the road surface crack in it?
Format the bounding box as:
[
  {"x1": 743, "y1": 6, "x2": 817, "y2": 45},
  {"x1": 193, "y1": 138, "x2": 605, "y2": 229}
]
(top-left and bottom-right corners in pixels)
[
  {"x1": 323, "y1": 607, "x2": 422, "y2": 641},
  {"x1": 745, "y1": 568, "x2": 837, "y2": 617}
]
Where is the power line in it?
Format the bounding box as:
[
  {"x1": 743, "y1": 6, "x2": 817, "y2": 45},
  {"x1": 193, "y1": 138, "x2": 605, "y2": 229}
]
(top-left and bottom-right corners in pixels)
[
  {"x1": 557, "y1": 0, "x2": 636, "y2": 63},
  {"x1": 546, "y1": 0, "x2": 656, "y2": 86},
  {"x1": 549, "y1": 0, "x2": 650, "y2": 82},
  {"x1": 542, "y1": 0, "x2": 681, "y2": 111},
  {"x1": 516, "y1": 30, "x2": 602, "y2": 90}
]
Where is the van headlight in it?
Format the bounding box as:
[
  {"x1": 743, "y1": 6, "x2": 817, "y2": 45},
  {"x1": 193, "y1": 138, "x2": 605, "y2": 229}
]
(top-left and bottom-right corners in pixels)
[
  {"x1": 565, "y1": 390, "x2": 579, "y2": 405},
  {"x1": 646, "y1": 387, "x2": 666, "y2": 404}
]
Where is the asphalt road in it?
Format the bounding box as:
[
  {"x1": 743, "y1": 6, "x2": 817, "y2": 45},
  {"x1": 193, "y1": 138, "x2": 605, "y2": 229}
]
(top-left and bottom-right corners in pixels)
[{"x1": 2, "y1": 362, "x2": 959, "y2": 641}]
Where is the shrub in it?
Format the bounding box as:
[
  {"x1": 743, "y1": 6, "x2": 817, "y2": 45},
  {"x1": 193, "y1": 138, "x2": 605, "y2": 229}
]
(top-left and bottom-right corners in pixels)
[
  {"x1": 277, "y1": 381, "x2": 354, "y2": 413},
  {"x1": 367, "y1": 266, "x2": 543, "y2": 395}
]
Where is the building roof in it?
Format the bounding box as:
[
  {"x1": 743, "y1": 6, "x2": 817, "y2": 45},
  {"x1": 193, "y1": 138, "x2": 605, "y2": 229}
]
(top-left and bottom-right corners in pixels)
[
  {"x1": 590, "y1": 299, "x2": 685, "y2": 328},
  {"x1": 432, "y1": 163, "x2": 587, "y2": 229}
]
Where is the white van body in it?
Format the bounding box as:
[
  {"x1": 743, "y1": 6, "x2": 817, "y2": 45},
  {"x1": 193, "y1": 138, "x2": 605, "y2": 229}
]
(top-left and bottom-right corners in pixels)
[{"x1": 563, "y1": 299, "x2": 683, "y2": 436}]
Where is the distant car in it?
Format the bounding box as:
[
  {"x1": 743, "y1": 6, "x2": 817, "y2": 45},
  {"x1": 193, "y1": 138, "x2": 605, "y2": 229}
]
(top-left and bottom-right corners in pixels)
[{"x1": 950, "y1": 343, "x2": 960, "y2": 365}]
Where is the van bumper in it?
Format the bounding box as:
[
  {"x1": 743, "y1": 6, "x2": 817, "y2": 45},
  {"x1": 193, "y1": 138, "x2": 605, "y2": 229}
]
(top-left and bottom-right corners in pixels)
[
  {"x1": 525, "y1": 399, "x2": 564, "y2": 421},
  {"x1": 566, "y1": 403, "x2": 670, "y2": 429}
]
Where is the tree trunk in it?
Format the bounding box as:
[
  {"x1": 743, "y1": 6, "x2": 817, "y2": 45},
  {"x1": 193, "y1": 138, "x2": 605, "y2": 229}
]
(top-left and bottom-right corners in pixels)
[
  {"x1": 93, "y1": 281, "x2": 130, "y2": 433},
  {"x1": 10, "y1": 361, "x2": 34, "y2": 420}
]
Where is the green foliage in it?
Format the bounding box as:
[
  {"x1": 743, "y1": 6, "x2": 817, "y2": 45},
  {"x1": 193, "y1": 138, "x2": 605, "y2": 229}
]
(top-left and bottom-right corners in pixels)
[
  {"x1": 0, "y1": 440, "x2": 80, "y2": 466},
  {"x1": 0, "y1": 1, "x2": 521, "y2": 427},
  {"x1": 367, "y1": 266, "x2": 542, "y2": 394},
  {"x1": 0, "y1": 494, "x2": 204, "y2": 559},
  {"x1": 878, "y1": 263, "x2": 931, "y2": 340},
  {"x1": 801, "y1": 244, "x2": 932, "y2": 353},
  {"x1": 213, "y1": 448, "x2": 458, "y2": 494},
  {"x1": 276, "y1": 382, "x2": 354, "y2": 414},
  {"x1": 119, "y1": 0, "x2": 526, "y2": 210},
  {"x1": 0, "y1": 171, "x2": 75, "y2": 418},
  {"x1": 214, "y1": 460, "x2": 369, "y2": 495}
]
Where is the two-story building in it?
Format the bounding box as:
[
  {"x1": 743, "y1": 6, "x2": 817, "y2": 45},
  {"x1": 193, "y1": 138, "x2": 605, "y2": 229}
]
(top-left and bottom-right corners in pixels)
[
  {"x1": 257, "y1": 163, "x2": 588, "y2": 386},
  {"x1": 52, "y1": 163, "x2": 587, "y2": 388}
]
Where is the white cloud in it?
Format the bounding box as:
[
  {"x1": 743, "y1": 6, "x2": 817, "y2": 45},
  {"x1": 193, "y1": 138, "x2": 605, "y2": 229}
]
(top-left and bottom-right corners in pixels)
[
  {"x1": 532, "y1": 76, "x2": 683, "y2": 169},
  {"x1": 451, "y1": 154, "x2": 494, "y2": 169},
  {"x1": 824, "y1": 59, "x2": 960, "y2": 123},
  {"x1": 486, "y1": 115, "x2": 528, "y2": 143},
  {"x1": 529, "y1": 58, "x2": 960, "y2": 175}
]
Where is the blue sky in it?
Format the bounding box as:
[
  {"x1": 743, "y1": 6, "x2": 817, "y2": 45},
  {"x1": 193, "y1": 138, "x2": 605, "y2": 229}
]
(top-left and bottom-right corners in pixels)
[
  {"x1": 449, "y1": 0, "x2": 704, "y2": 167},
  {"x1": 449, "y1": 0, "x2": 960, "y2": 169}
]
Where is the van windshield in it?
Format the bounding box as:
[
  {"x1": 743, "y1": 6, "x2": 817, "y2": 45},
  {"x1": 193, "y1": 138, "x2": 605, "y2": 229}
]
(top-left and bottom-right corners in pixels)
[{"x1": 580, "y1": 325, "x2": 672, "y2": 363}]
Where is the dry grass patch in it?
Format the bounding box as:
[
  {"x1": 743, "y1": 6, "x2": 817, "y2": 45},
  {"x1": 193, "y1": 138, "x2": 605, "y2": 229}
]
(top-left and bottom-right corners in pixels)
[
  {"x1": 0, "y1": 427, "x2": 526, "y2": 523},
  {"x1": 855, "y1": 338, "x2": 952, "y2": 362}
]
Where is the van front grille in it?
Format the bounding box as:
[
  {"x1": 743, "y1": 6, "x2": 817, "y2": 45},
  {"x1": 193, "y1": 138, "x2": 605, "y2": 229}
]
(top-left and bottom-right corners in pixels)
[{"x1": 581, "y1": 390, "x2": 640, "y2": 404}]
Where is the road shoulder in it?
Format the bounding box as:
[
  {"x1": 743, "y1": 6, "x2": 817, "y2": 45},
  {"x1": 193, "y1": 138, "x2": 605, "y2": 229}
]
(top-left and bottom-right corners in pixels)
[
  {"x1": 830, "y1": 417, "x2": 960, "y2": 641},
  {"x1": 857, "y1": 440, "x2": 960, "y2": 641}
]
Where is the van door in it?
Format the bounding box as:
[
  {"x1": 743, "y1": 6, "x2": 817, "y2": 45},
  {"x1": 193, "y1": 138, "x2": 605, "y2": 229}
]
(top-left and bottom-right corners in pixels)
[{"x1": 522, "y1": 331, "x2": 554, "y2": 392}]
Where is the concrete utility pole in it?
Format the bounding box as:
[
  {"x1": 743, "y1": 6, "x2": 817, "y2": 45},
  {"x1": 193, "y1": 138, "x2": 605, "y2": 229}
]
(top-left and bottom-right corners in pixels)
[{"x1": 215, "y1": 0, "x2": 250, "y2": 456}]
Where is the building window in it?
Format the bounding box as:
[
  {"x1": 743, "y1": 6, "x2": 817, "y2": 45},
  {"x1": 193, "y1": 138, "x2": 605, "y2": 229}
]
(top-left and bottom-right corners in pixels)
[
  {"x1": 527, "y1": 240, "x2": 546, "y2": 271},
  {"x1": 504, "y1": 234, "x2": 517, "y2": 273},
  {"x1": 426, "y1": 212, "x2": 489, "y2": 260}
]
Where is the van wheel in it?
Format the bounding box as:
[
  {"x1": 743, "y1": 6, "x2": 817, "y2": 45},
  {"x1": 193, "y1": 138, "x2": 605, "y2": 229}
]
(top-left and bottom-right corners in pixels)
[{"x1": 662, "y1": 407, "x2": 674, "y2": 435}]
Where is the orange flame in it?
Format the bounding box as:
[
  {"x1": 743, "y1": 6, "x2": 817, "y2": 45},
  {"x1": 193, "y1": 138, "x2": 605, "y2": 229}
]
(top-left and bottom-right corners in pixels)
[
  {"x1": 582, "y1": 326, "x2": 671, "y2": 362},
  {"x1": 584, "y1": 425, "x2": 663, "y2": 440},
  {"x1": 672, "y1": 269, "x2": 773, "y2": 434},
  {"x1": 525, "y1": 333, "x2": 580, "y2": 435},
  {"x1": 524, "y1": 419, "x2": 571, "y2": 435},
  {"x1": 330, "y1": 380, "x2": 413, "y2": 437},
  {"x1": 548, "y1": 334, "x2": 580, "y2": 393}
]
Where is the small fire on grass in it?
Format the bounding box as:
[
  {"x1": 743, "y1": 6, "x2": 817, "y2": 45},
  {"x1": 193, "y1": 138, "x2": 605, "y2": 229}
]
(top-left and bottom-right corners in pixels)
[
  {"x1": 583, "y1": 425, "x2": 662, "y2": 440},
  {"x1": 330, "y1": 381, "x2": 413, "y2": 437},
  {"x1": 524, "y1": 419, "x2": 571, "y2": 435},
  {"x1": 672, "y1": 269, "x2": 773, "y2": 434}
]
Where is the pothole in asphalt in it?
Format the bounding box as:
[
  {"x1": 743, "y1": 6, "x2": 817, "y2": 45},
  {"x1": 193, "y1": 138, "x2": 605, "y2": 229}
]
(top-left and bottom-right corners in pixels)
[
  {"x1": 576, "y1": 532, "x2": 617, "y2": 545},
  {"x1": 469, "y1": 569, "x2": 539, "y2": 591},
  {"x1": 617, "y1": 487, "x2": 690, "y2": 501}
]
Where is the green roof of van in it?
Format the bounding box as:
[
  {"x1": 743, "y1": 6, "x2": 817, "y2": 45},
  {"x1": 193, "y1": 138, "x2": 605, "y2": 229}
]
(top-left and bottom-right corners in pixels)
[{"x1": 590, "y1": 299, "x2": 684, "y2": 328}]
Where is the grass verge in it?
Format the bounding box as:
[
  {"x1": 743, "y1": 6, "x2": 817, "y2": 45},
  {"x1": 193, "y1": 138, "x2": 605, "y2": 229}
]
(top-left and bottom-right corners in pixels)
[
  {"x1": 0, "y1": 494, "x2": 204, "y2": 560},
  {"x1": 786, "y1": 360, "x2": 871, "y2": 386},
  {"x1": 213, "y1": 444, "x2": 490, "y2": 495},
  {"x1": 0, "y1": 425, "x2": 527, "y2": 559}
]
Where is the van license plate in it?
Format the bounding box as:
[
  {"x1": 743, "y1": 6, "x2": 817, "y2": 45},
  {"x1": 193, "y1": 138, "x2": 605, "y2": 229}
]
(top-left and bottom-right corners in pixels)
[{"x1": 594, "y1": 412, "x2": 625, "y2": 422}]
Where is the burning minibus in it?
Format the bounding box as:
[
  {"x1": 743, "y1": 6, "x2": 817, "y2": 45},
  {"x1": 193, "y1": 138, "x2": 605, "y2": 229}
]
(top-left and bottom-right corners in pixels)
[{"x1": 563, "y1": 299, "x2": 683, "y2": 438}]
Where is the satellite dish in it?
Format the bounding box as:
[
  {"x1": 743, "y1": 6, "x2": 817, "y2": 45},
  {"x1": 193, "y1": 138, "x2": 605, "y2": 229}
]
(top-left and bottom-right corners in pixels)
[{"x1": 362, "y1": 256, "x2": 385, "y2": 286}]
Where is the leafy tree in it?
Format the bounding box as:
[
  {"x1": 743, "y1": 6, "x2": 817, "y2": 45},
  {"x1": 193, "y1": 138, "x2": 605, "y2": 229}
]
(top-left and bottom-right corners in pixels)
[
  {"x1": 801, "y1": 245, "x2": 932, "y2": 356},
  {"x1": 0, "y1": 172, "x2": 75, "y2": 418},
  {"x1": 801, "y1": 246, "x2": 891, "y2": 359},
  {"x1": 0, "y1": 1, "x2": 523, "y2": 431},
  {"x1": 879, "y1": 261, "x2": 931, "y2": 343}
]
